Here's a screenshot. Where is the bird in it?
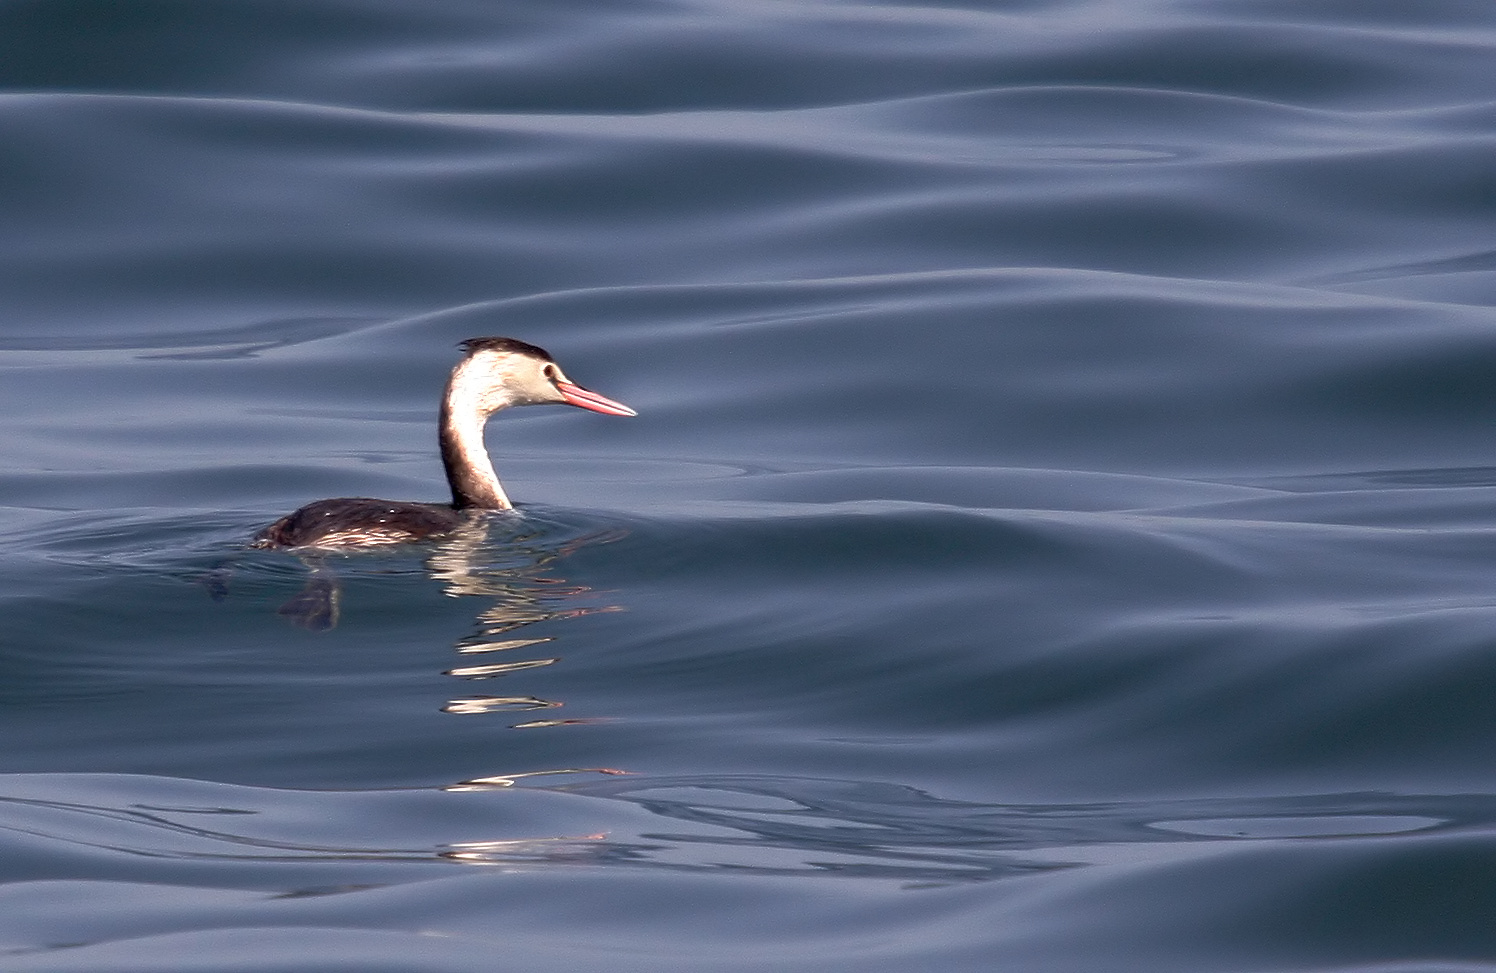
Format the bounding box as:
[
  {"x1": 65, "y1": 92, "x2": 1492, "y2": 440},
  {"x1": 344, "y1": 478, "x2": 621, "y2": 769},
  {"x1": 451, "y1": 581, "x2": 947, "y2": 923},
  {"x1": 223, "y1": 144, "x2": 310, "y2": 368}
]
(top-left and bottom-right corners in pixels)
[{"x1": 252, "y1": 337, "x2": 635, "y2": 550}]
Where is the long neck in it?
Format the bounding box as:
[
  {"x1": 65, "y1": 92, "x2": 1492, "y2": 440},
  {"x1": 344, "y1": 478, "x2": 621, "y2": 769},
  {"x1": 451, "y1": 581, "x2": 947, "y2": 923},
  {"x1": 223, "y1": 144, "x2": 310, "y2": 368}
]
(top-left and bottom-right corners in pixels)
[{"x1": 439, "y1": 366, "x2": 512, "y2": 510}]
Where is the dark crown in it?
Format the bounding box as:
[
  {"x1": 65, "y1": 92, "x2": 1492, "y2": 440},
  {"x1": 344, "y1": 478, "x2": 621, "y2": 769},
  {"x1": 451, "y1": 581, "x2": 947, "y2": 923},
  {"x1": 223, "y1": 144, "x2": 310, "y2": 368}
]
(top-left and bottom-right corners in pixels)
[{"x1": 458, "y1": 337, "x2": 554, "y2": 361}]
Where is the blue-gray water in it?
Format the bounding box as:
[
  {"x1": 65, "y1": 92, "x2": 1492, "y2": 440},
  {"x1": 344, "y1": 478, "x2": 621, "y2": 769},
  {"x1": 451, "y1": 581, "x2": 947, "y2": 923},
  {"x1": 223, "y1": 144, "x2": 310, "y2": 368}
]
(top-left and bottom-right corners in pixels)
[{"x1": 4, "y1": 1, "x2": 1496, "y2": 969}]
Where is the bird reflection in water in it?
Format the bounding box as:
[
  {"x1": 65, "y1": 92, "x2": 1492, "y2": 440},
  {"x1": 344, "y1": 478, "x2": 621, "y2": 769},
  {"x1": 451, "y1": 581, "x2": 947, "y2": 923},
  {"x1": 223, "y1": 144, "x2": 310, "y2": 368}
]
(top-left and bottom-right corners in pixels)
[
  {"x1": 426, "y1": 519, "x2": 633, "y2": 792},
  {"x1": 424, "y1": 516, "x2": 627, "y2": 725},
  {"x1": 268, "y1": 513, "x2": 628, "y2": 736}
]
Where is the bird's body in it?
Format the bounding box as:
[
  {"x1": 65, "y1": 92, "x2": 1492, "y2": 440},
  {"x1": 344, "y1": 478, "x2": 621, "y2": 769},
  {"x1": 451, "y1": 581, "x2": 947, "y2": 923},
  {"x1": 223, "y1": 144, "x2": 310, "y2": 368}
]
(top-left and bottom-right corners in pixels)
[
  {"x1": 252, "y1": 498, "x2": 468, "y2": 549},
  {"x1": 253, "y1": 337, "x2": 634, "y2": 551}
]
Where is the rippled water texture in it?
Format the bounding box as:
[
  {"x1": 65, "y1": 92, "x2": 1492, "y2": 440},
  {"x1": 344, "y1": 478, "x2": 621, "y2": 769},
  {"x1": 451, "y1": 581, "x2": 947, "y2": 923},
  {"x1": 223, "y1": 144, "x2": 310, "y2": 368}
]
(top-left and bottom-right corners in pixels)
[{"x1": 4, "y1": 1, "x2": 1496, "y2": 969}]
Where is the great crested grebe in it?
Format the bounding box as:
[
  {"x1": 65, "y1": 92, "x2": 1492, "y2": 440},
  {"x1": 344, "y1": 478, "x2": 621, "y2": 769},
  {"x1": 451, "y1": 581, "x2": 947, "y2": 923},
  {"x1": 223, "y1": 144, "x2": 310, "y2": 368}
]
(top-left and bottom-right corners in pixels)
[{"x1": 253, "y1": 337, "x2": 635, "y2": 550}]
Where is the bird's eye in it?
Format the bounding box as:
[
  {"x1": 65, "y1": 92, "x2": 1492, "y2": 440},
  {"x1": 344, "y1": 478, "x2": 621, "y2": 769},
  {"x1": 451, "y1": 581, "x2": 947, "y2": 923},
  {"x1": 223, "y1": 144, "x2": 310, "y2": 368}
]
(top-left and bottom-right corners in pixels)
[{"x1": 543, "y1": 364, "x2": 561, "y2": 383}]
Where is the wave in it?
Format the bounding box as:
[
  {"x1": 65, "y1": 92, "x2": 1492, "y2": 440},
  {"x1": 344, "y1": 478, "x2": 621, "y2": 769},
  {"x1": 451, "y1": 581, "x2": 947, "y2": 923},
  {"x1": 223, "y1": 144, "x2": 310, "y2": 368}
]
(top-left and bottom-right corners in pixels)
[{"x1": 0, "y1": 770, "x2": 1493, "y2": 970}]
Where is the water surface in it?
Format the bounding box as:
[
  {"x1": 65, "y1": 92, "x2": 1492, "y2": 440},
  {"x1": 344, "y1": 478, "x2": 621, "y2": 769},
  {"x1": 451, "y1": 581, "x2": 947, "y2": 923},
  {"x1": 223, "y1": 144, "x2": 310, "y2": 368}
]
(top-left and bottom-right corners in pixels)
[{"x1": 4, "y1": 1, "x2": 1496, "y2": 969}]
